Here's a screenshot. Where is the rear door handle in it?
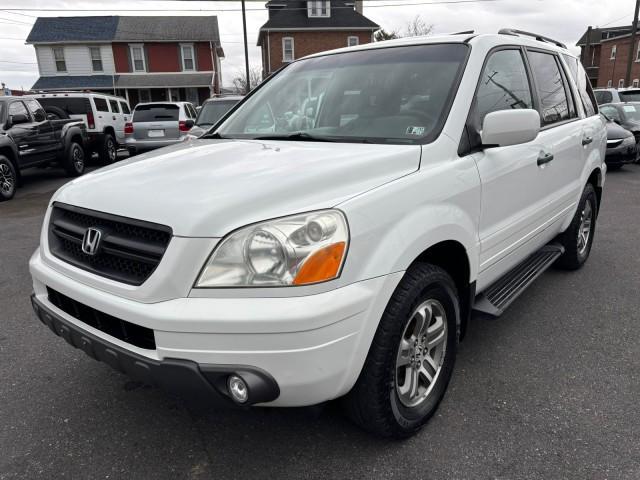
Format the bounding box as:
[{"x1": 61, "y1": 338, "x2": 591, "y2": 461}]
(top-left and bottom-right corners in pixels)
[
  {"x1": 537, "y1": 152, "x2": 554, "y2": 166},
  {"x1": 582, "y1": 136, "x2": 593, "y2": 146}
]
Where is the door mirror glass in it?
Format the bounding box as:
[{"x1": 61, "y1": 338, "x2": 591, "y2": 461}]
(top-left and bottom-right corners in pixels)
[{"x1": 481, "y1": 109, "x2": 540, "y2": 147}]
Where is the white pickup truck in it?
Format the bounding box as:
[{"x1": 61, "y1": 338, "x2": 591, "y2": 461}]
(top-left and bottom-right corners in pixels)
[{"x1": 29, "y1": 30, "x2": 606, "y2": 438}]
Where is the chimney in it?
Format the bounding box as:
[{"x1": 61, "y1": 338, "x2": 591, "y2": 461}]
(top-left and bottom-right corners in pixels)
[{"x1": 355, "y1": 0, "x2": 363, "y2": 13}]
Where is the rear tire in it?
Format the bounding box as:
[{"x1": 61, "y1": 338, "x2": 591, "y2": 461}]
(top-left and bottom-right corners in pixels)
[
  {"x1": 99, "y1": 133, "x2": 117, "y2": 165},
  {"x1": 63, "y1": 142, "x2": 86, "y2": 177},
  {"x1": 0, "y1": 155, "x2": 17, "y2": 202},
  {"x1": 555, "y1": 183, "x2": 598, "y2": 270},
  {"x1": 343, "y1": 264, "x2": 459, "y2": 438}
]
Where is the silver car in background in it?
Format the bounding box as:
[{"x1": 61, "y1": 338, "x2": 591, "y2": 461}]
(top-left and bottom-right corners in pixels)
[
  {"x1": 189, "y1": 95, "x2": 243, "y2": 137},
  {"x1": 125, "y1": 101, "x2": 197, "y2": 154}
]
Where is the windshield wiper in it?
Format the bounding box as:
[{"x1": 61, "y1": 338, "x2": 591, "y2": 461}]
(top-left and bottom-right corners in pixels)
[
  {"x1": 203, "y1": 131, "x2": 229, "y2": 139},
  {"x1": 251, "y1": 132, "x2": 335, "y2": 142}
]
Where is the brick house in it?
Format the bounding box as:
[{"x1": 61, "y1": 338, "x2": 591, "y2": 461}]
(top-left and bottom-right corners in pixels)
[
  {"x1": 26, "y1": 16, "x2": 224, "y2": 106},
  {"x1": 577, "y1": 25, "x2": 636, "y2": 88},
  {"x1": 257, "y1": 1, "x2": 379, "y2": 78}
]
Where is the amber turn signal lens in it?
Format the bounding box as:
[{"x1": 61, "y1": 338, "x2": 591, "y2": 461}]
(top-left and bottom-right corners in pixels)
[{"x1": 293, "y1": 242, "x2": 346, "y2": 285}]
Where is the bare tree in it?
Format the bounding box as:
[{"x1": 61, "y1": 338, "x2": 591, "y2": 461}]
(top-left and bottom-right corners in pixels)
[
  {"x1": 403, "y1": 15, "x2": 433, "y2": 37},
  {"x1": 231, "y1": 66, "x2": 263, "y2": 94},
  {"x1": 374, "y1": 28, "x2": 399, "y2": 42}
]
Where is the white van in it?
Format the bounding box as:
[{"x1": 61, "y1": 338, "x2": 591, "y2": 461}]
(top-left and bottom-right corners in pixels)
[
  {"x1": 30, "y1": 92, "x2": 131, "y2": 164},
  {"x1": 29, "y1": 30, "x2": 606, "y2": 438}
]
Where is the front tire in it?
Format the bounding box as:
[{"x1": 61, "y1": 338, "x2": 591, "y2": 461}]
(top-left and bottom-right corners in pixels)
[
  {"x1": 0, "y1": 155, "x2": 17, "y2": 201},
  {"x1": 556, "y1": 183, "x2": 598, "y2": 270},
  {"x1": 63, "y1": 142, "x2": 86, "y2": 177},
  {"x1": 343, "y1": 264, "x2": 459, "y2": 438}
]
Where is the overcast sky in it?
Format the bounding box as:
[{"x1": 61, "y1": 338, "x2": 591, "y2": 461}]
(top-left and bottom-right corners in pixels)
[{"x1": 0, "y1": 0, "x2": 638, "y2": 90}]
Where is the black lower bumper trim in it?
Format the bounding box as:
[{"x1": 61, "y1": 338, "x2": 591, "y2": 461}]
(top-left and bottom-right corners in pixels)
[{"x1": 31, "y1": 294, "x2": 280, "y2": 406}]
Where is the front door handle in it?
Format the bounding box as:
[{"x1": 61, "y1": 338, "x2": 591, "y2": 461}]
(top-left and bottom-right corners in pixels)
[
  {"x1": 582, "y1": 136, "x2": 593, "y2": 146},
  {"x1": 537, "y1": 152, "x2": 554, "y2": 166}
]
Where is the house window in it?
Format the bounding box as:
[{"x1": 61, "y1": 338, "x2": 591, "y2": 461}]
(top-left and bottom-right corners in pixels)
[
  {"x1": 282, "y1": 37, "x2": 294, "y2": 62},
  {"x1": 636, "y1": 42, "x2": 640, "y2": 62},
  {"x1": 181, "y1": 44, "x2": 195, "y2": 71},
  {"x1": 611, "y1": 45, "x2": 617, "y2": 60},
  {"x1": 308, "y1": 1, "x2": 330, "y2": 17},
  {"x1": 347, "y1": 36, "x2": 359, "y2": 47},
  {"x1": 130, "y1": 44, "x2": 146, "y2": 72},
  {"x1": 52, "y1": 47, "x2": 66, "y2": 72},
  {"x1": 89, "y1": 47, "x2": 103, "y2": 72},
  {"x1": 607, "y1": 80, "x2": 612, "y2": 88},
  {"x1": 633, "y1": 79, "x2": 639, "y2": 88},
  {"x1": 619, "y1": 79, "x2": 625, "y2": 88}
]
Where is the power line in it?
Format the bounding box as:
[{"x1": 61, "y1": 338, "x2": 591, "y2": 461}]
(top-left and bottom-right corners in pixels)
[{"x1": 0, "y1": 0, "x2": 502, "y2": 13}]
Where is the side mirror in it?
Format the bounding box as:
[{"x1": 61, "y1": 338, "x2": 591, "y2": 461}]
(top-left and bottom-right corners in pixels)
[
  {"x1": 185, "y1": 119, "x2": 195, "y2": 129},
  {"x1": 9, "y1": 113, "x2": 29, "y2": 126},
  {"x1": 481, "y1": 109, "x2": 540, "y2": 147}
]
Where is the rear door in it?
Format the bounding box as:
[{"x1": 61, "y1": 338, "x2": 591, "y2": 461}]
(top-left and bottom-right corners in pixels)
[
  {"x1": 132, "y1": 104, "x2": 181, "y2": 141},
  {"x1": 92, "y1": 97, "x2": 111, "y2": 134},
  {"x1": 525, "y1": 49, "x2": 584, "y2": 220},
  {"x1": 109, "y1": 98, "x2": 125, "y2": 144},
  {"x1": 23, "y1": 99, "x2": 57, "y2": 158}
]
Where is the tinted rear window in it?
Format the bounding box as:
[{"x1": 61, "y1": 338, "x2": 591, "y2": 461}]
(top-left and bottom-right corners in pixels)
[
  {"x1": 94, "y1": 98, "x2": 109, "y2": 112},
  {"x1": 35, "y1": 97, "x2": 90, "y2": 115},
  {"x1": 120, "y1": 101, "x2": 131, "y2": 114},
  {"x1": 133, "y1": 104, "x2": 179, "y2": 122}
]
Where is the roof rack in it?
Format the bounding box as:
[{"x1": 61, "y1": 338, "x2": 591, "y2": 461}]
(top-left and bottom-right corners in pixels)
[
  {"x1": 498, "y1": 28, "x2": 567, "y2": 49},
  {"x1": 451, "y1": 30, "x2": 475, "y2": 35}
]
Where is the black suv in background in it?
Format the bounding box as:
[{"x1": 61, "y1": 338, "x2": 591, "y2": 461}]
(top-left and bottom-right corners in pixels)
[{"x1": 0, "y1": 96, "x2": 87, "y2": 202}]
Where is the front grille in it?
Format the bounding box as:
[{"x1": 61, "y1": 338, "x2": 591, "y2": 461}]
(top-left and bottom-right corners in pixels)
[
  {"x1": 47, "y1": 287, "x2": 156, "y2": 350},
  {"x1": 48, "y1": 203, "x2": 172, "y2": 286}
]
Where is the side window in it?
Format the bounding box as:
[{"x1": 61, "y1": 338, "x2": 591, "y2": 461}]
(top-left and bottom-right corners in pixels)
[
  {"x1": 475, "y1": 49, "x2": 533, "y2": 127},
  {"x1": 120, "y1": 102, "x2": 131, "y2": 115},
  {"x1": 94, "y1": 98, "x2": 109, "y2": 112},
  {"x1": 527, "y1": 51, "x2": 573, "y2": 126},
  {"x1": 595, "y1": 90, "x2": 612, "y2": 105},
  {"x1": 563, "y1": 54, "x2": 598, "y2": 117},
  {"x1": 9, "y1": 101, "x2": 30, "y2": 120},
  {"x1": 109, "y1": 99, "x2": 120, "y2": 113},
  {"x1": 25, "y1": 100, "x2": 47, "y2": 122}
]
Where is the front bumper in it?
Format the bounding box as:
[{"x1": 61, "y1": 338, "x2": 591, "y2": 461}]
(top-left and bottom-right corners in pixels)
[
  {"x1": 606, "y1": 141, "x2": 638, "y2": 166},
  {"x1": 30, "y1": 249, "x2": 403, "y2": 406}
]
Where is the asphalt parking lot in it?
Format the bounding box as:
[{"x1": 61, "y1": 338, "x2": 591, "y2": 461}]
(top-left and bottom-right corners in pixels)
[{"x1": 1, "y1": 163, "x2": 640, "y2": 480}]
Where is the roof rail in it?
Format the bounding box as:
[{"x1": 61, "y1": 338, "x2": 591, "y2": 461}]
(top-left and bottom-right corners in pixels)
[
  {"x1": 451, "y1": 30, "x2": 474, "y2": 35},
  {"x1": 498, "y1": 28, "x2": 567, "y2": 49}
]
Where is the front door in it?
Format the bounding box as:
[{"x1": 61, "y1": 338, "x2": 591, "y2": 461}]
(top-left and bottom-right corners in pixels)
[{"x1": 7, "y1": 100, "x2": 42, "y2": 167}]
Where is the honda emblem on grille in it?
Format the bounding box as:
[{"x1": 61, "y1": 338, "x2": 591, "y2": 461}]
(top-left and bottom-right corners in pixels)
[{"x1": 81, "y1": 228, "x2": 103, "y2": 256}]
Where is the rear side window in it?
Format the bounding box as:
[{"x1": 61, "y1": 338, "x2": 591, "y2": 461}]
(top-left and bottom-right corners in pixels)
[
  {"x1": 618, "y1": 90, "x2": 640, "y2": 102},
  {"x1": 35, "y1": 97, "x2": 90, "y2": 115},
  {"x1": 25, "y1": 99, "x2": 47, "y2": 122},
  {"x1": 133, "y1": 104, "x2": 179, "y2": 122},
  {"x1": 109, "y1": 99, "x2": 120, "y2": 113},
  {"x1": 120, "y1": 101, "x2": 131, "y2": 115},
  {"x1": 475, "y1": 49, "x2": 533, "y2": 126},
  {"x1": 527, "y1": 51, "x2": 574, "y2": 126},
  {"x1": 594, "y1": 90, "x2": 613, "y2": 105},
  {"x1": 94, "y1": 98, "x2": 109, "y2": 112},
  {"x1": 9, "y1": 101, "x2": 29, "y2": 118},
  {"x1": 562, "y1": 54, "x2": 598, "y2": 116}
]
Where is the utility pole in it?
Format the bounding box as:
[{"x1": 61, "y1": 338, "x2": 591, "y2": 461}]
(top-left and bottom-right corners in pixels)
[
  {"x1": 625, "y1": 0, "x2": 640, "y2": 87},
  {"x1": 241, "y1": 0, "x2": 251, "y2": 94}
]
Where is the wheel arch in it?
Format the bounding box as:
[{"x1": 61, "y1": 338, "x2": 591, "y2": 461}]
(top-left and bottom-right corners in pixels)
[
  {"x1": 0, "y1": 144, "x2": 21, "y2": 181},
  {"x1": 587, "y1": 167, "x2": 603, "y2": 212}
]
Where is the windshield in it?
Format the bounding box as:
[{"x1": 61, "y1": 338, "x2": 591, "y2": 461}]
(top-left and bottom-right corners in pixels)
[
  {"x1": 196, "y1": 100, "x2": 239, "y2": 127},
  {"x1": 215, "y1": 44, "x2": 469, "y2": 144},
  {"x1": 621, "y1": 103, "x2": 640, "y2": 122}
]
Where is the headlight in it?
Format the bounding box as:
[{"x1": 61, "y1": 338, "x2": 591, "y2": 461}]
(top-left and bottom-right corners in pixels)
[{"x1": 195, "y1": 210, "x2": 349, "y2": 287}]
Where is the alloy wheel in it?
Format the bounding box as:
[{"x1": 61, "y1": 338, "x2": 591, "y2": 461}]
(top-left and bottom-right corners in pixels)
[
  {"x1": 395, "y1": 299, "x2": 448, "y2": 408},
  {"x1": 107, "y1": 138, "x2": 116, "y2": 162},
  {"x1": 0, "y1": 162, "x2": 15, "y2": 196},
  {"x1": 577, "y1": 201, "x2": 593, "y2": 256}
]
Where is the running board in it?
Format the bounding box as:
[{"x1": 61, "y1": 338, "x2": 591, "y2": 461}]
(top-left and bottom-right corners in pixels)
[{"x1": 473, "y1": 244, "x2": 564, "y2": 317}]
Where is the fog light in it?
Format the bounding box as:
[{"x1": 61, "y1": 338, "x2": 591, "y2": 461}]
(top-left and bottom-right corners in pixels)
[{"x1": 228, "y1": 375, "x2": 249, "y2": 404}]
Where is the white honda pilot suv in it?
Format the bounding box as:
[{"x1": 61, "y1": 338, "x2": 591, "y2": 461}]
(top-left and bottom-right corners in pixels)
[{"x1": 30, "y1": 30, "x2": 606, "y2": 438}]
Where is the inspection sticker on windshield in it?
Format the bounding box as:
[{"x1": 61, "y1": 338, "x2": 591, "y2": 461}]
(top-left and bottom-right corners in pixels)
[
  {"x1": 406, "y1": 126, "x2": 425, "y2": 136},
  {"x1": 623, "y1": 105, "x2": 637, "y2": 113}
]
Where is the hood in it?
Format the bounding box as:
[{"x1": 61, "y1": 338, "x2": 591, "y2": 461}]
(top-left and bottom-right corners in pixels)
[
  {"x1": 606, "y1": 121, "x2": 634, "y2": 139},
  {"x1": 54, "y1": 139, "x2": 420, "y2": 237}
]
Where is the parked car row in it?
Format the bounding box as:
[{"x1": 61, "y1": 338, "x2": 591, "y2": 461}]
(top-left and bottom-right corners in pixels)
[{"x1": 599, "y1": 100, "x2": 640, "y2": 170}]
